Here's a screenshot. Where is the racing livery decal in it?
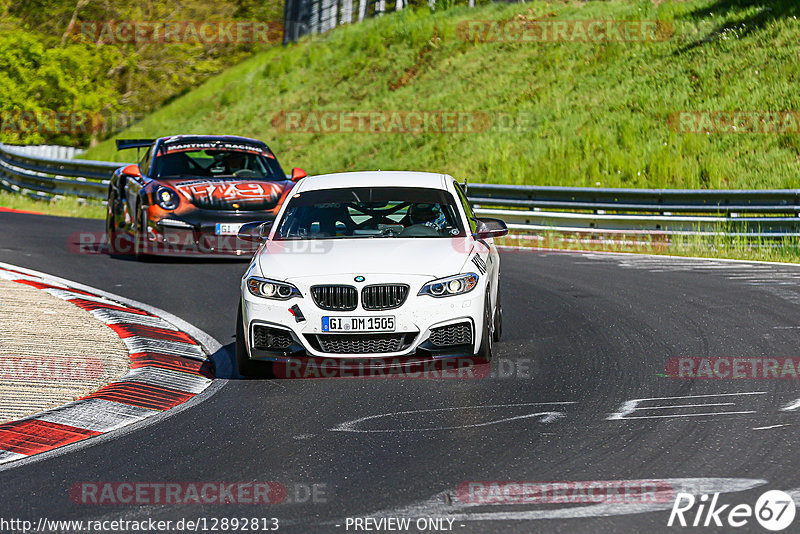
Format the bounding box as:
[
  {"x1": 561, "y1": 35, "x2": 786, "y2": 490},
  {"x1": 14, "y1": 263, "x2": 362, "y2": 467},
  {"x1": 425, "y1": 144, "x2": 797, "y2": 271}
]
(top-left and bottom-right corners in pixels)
[
  {"x1": 472, "y1": 254, "x2": 487, "y2": 275},
  {"x1": 161, "y1": 142, "x2": 267, "y2": 155},
  {"x1": 175, "y1": 180, "x2": 283, "y2": 203}
]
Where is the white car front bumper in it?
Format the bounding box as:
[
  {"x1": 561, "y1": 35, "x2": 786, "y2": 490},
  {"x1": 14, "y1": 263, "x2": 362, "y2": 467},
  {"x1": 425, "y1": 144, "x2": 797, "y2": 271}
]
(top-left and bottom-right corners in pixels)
[{"x1": 241, "y1": 273, "x2": 486, "y2": 361}]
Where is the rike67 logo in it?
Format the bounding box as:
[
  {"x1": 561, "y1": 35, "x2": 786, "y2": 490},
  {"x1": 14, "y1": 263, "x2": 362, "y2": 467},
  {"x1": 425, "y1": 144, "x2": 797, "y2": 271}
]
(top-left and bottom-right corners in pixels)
[{"x1": 668, "y1": 490, "x2": 796, "y2": 531}]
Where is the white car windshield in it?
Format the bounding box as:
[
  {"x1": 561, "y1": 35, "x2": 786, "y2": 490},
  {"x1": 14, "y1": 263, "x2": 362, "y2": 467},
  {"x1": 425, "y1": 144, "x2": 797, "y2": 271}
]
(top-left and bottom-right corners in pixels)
[{"x1": 275, "y1": 187, "x2": 466, "y2": 239}]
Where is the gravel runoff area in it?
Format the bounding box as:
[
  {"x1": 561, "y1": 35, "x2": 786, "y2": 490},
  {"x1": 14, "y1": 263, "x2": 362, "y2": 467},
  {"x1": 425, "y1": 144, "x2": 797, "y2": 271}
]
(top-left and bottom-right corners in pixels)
[{"x1": 0, "y1": 278, "x2": 130, "y2": 422}]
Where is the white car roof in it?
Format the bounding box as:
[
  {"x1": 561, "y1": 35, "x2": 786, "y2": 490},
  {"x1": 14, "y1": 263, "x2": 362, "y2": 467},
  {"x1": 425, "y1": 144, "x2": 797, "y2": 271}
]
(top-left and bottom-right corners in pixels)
[{"x1": 294, "y1": 171, "x2": 452, "y2": 192}]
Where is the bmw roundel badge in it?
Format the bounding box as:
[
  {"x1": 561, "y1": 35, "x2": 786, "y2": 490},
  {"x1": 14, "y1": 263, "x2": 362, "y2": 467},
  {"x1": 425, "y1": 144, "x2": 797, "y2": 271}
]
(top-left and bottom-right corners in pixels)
[{"x1": 354, "y1": 276, "x2": 365, "y2": 282}]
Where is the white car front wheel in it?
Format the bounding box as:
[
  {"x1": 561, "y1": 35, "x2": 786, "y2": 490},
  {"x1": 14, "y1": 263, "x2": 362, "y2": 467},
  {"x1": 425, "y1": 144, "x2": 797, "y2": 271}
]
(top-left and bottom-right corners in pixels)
[{"x1": 476, "y1": 289, "x2": 494, "y2": 362}]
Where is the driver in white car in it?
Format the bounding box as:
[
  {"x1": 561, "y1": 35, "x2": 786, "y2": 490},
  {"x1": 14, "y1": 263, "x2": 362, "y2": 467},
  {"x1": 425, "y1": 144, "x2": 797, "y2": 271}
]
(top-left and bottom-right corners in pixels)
[{"x1": 407, "y1": 203, "x2": 447, "y2": 231}]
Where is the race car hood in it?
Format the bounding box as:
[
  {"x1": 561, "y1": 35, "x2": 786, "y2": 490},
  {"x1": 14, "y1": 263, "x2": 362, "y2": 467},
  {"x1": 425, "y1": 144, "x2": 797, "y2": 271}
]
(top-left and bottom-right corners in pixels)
[
  {"x1": 161, "y1": 178, "x2": 289, "y2": 211},
  {"x1": 257, "y1": 237, "x2": 477, "y2": 280}
]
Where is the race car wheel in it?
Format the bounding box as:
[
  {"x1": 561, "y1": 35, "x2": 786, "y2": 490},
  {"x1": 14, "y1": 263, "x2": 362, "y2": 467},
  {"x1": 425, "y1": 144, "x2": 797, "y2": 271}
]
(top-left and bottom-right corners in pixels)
[
  {"x1": 133, "y1": 203, "x2": 148, "y2": 259},
  {"x1": 236, "y1": 301, "x2": 259, "y2": 377},
  {"x1": 105, "y1": 190, "x2": 124, "y2": 255},
  {"x1": 476, "y1": 289, "x2": 494, "y2": 362},
  {"x1": 493, "y1": 285, "x2": 503, "y2": 342}
]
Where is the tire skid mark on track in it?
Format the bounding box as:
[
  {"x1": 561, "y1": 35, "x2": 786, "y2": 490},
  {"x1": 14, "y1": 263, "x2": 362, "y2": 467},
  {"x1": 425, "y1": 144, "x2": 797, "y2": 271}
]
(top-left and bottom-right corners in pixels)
[
  {"x1": 106, "y1": 323, "x2": 196, "y2": 344},
  {"x1": 345, "y1": 478, "x2": 768, "y2": 524},
  {"x1": 584, "y1": 253, "x2": 800, "y2": 278},
  {"x1": 583, "y1": 253, "x2": 800, "y2": 311},
  {"x1": 330, "y1": 402, "x2": 576, "y2": 433},
  {"x1": 42, "y1": 288, "x2": 130, "y2": 306},
  {"x1": 0, "y1": 266, "x2": 214, "y2": 466},
  {"x1": 121, "y1": 367, "x2": 211, "y2": 394},
  {"x1": 87, "y1": 308, "x2": 179, "y2": 330},
  {"x1": 120, "y1": 337, "x2": 206, "y2": 360},
  {"x1": 82, "y1": 382, "x2": 196, "y2": 411},
  {"x1": 36, "y1": 399, "x2": 158, "y2": 433}
]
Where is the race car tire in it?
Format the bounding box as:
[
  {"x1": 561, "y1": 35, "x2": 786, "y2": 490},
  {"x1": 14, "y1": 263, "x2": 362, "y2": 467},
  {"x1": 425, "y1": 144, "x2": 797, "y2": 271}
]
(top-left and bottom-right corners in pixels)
[
  {"x1": 133, "y1": 203, "x2": 148, "y2": 260},
  {"x1": 476, "y1": 289, "x2": 494, "y2": 362},
  {"x1": 493, "y1": 285, "x2": 503, "y2": 342},
  {"x1": 105, "y1": 190, "x2": 125, "y2": 256}
]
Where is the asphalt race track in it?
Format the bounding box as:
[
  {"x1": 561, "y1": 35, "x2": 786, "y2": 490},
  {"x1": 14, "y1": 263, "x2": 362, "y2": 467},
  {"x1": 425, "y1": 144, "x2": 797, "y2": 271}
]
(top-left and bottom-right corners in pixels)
[{"x1": 2, "y1": 210, "x2": 800, "y2": 533}]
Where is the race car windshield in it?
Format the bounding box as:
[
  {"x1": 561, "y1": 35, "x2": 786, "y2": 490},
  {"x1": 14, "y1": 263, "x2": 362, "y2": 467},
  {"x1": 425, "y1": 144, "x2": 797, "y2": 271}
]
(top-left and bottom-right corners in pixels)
[
  {"x1": 152, "y1": 149, "x2": 285, "y2": 181},
  {"x1": 275, "y1": 187, "x2": 466, "y2": 240}
]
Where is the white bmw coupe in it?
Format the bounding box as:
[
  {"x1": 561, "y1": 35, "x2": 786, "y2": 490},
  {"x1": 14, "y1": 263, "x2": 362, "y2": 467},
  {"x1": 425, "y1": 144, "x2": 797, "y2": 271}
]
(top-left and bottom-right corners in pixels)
[{"x1": 235, "y1": 171, "x2": 507, "y2": 375}]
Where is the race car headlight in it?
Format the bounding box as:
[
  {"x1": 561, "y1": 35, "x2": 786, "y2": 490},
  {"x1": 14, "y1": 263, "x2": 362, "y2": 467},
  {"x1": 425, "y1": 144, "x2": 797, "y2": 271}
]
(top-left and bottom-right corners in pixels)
[
  {"x1": 247, "y1": 276, "x2": 301, "y2": 300},
  {"x1": 418, "y1": 273, "x2": 479, "y2": 298},
  {"x1": 155, "y1": 187, "x2": 179, "y2": 210}
]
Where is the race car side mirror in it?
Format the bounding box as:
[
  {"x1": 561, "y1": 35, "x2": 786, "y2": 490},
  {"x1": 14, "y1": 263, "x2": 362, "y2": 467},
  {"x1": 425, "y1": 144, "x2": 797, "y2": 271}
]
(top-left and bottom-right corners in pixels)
[
  {"x1": 122, "y1": 164, "x2": 141, "y2": 178},
  {"x1": 237, "y1": 221, "x2": 273, "y2": 242},
  {"x1": 474, "y1": 218, "x2": 508, "y2": 239},
  {"x1": 291, "y1": 168, "x2": 307, "y2": 182}
]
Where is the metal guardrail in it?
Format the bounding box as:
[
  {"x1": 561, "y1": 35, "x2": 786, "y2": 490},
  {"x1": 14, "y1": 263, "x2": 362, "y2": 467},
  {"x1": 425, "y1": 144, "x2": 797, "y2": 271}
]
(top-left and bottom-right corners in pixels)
[
  {"x1": 2, "y1": 143, "x2": 800, "y2": 237},
  {"x1": 467, "y1": 184, "x2": 800, "y2": 214},
  {"x1": 467, "y1": 184, "x2": 800, "y2": 237},
  {"x1": 0, "y1": 144, "x2": 116, "y2": 200}
]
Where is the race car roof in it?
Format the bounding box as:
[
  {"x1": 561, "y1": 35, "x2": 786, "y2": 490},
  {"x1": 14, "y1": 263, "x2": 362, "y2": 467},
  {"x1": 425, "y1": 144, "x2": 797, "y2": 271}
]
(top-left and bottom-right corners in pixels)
[{"x1": 294, "y1": 171, "x2": 452, "y2": 192}]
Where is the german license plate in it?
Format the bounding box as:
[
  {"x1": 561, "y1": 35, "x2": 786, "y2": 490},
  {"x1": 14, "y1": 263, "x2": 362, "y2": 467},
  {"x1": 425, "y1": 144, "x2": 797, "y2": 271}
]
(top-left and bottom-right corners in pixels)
[
  {"x1": 322, "y1": 316, "x2": 395, "y2": 332},
  {"x1": 216, "y1": 223, "x2": 244, "y2": 235}
]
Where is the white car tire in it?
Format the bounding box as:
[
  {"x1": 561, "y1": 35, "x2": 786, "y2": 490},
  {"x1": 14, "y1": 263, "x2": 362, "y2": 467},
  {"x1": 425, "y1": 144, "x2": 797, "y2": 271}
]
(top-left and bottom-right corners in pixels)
[{"x1": 476, "y1": 289, "x2": 494, "y2": 362}]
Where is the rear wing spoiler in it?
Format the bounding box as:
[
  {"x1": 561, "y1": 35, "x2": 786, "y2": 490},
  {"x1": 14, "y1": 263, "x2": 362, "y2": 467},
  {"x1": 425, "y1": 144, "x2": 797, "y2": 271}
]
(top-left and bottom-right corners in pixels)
[{"x1": 116, "y1": 139, "x2": 155, "y2": 151}]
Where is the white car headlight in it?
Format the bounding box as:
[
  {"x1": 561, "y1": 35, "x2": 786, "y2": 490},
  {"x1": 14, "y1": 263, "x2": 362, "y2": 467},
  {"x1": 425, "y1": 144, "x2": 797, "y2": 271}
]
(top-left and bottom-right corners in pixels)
[
  {"x1": 247, "y1": 276, "x2": 302, "y2": 300},
  {"x1": 418, "y1": 273, "x2": 479, "y2": 298}
]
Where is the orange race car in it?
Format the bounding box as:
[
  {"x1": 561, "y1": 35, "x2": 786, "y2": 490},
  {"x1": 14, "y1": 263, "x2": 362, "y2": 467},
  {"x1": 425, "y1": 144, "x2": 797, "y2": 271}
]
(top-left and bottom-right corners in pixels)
[{"x1": 106, "y1": 135, "x2": 306, "y2": 258}]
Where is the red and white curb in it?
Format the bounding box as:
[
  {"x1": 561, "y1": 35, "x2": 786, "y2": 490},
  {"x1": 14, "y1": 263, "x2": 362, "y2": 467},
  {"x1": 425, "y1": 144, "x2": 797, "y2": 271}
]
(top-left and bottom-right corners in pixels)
[{"x1": 0, "y1": 264, "x2": 216, "y2": 465}]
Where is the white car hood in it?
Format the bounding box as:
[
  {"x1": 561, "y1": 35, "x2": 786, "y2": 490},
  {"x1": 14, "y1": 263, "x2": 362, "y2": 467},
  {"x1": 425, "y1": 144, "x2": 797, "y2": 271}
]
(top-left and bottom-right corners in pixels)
[{"x1": 257, "y1": 237, "x2": 475, "y2": 280}]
